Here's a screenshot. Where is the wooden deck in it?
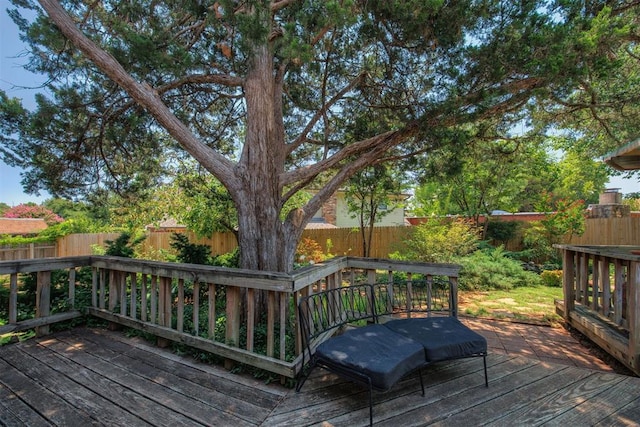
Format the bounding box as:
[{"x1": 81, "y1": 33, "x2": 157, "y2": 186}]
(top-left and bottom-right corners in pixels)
[{"x1": 2, "y1": 327, "x2": 640, "y2": 426}]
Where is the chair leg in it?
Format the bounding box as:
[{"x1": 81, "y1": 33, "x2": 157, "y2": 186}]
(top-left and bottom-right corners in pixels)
[
  {"x1": 295, "y1": 373, "x2": 308, "y2": 392},
  {"x1": 368, "y1": 382, "x2": 374, "y2": 427},
  {"x1": 483, "y1": 355, "x2": 488, "y2": 387},
  {"x1": 418, "y1": 369, "x2": 425, "y2": 396},
  {"x1": 296, "y1": 363, "x2": 315, "y2": 392}
]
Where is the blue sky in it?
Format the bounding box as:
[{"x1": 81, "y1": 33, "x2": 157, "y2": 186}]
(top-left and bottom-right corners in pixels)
[
  {"x1": 1, "y1": 1, "x2": 49, "y2": 205},
  {"x1": 0, "y1": 2, "x2": 637, "y2": 207}
]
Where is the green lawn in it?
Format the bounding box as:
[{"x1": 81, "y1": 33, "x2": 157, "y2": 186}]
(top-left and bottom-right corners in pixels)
[{"x1": 459, "y1": 286, "x2": 564, "y2": 326}]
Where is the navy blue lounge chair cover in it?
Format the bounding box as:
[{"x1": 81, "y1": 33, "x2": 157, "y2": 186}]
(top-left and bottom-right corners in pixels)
[
  {"x1": 315, "y1": 323, "x2": 427, "y2": 391},
  {"x1": 384, "y1": 317, "x2": 487, "y2": 362}
]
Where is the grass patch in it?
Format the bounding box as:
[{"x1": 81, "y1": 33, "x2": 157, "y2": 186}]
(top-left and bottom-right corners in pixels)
[{"x1": 459, "y1": 286, "x2": 563, "y2": 326}]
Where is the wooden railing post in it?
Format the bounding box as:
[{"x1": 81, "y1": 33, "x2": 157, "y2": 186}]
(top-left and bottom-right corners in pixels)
[
  {"x1": 562, "y1": 248, "x2": 575, "y2": 321},
  {"x1": 36, "y1": 271, "x2": 51, "y2": 336},
  {"x1": 629, "y1": 261, "x2": 640, "y2": 371}
]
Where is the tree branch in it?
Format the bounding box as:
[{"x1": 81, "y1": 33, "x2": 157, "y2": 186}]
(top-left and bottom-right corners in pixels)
[
  {"x1": 38, "y1": 0, "x2": 237, "y2": 186},
  {"x1": 271, "y1": 0, "x2": 299, "y2": 12},
  {"x1": 282, "y1": 124, "x2": 418, "y2": 188},
  {"x1": 287, "y1": 71, "x2": 366, "y2": 155}
]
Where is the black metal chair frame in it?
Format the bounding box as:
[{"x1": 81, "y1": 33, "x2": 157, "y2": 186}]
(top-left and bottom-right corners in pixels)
[{"x1": 296, "y1": 281, "x2": 488, "y2": 426}]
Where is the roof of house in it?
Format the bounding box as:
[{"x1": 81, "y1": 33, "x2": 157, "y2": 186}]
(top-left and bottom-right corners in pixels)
[
  {"x1": 305, "y1": 221, "x2": 338, "y2": 229},
  {"x1": 0, "y1": 218, "x2": 49, "y2": 235}
]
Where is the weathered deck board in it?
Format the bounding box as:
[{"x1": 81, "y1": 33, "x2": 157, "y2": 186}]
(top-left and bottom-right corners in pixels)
[{"x1": 1, "y1": 327, "x2": 639, "y2": 426}]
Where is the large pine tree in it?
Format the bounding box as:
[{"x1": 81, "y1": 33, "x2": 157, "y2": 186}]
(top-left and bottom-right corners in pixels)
[{"x1": 1, "y1": 0, "x2": 636, "y2": 271}]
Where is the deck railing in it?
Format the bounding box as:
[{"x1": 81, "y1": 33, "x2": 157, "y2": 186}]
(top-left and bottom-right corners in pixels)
[
  {"x1": 0, "y1": 256, "x2": 460, "y2": 379},
  {"x1": 555, "y1": 244, "x2": 640, "y2": 375}
]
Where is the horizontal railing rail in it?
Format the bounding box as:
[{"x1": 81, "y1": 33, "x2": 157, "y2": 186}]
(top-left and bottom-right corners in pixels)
[{"x1": 0, "y1": 256, "x2": 461, "y2": 379}]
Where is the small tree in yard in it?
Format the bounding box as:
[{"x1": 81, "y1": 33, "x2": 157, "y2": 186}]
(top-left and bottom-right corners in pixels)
[
  {"x1": 523, "y1": 194, "x2": 586, "y2": 264},
  {"x1": 1, "y1": 1, "x2": 636, "y2": 272},
  {"x1": 393, "y1": 218, "x2": 480, "y2": 264},
  {"x1": 345, "y1": 164, "x2": 406, "y2": 257}
]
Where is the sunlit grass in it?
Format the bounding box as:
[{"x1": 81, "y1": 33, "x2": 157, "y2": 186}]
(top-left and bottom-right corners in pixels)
[{"x1": 459, "y1": 286, "x2": 563, "y2": 326}]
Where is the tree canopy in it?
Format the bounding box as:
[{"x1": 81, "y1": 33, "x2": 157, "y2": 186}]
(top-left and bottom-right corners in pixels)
[{"x1": 1, "y1": 0, "x2": 638, "y2": 271}]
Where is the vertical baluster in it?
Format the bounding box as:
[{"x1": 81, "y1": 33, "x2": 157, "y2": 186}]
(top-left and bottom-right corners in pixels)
[
  {"x1": 108, "y1": 270, "x2": 117, "y2": 311},
  {"x1": 99, "y1": 269, "x2": 106, "y2": 309},
  {"x1": 158, "y1": 277, "x2": 166, "y2": 326},
  {"x1": 119, "y1": 272, "x2": 127, "y2": 316},
  {"x1": 177, "y1": 278, "x2": 184, "y2": 333},
  {"x1": 193, "y1": 281, "x2": 200, "y2": 335},
  {"x1": 68, "y1": 268, "x2": 76, "y2": 309},
  {"x1": 602, "y1": 257, "x2": 612, "y2": 319},
  {"x1": 208, "y1": 283, "x2": 216, "y2": 340},
  {"x1": 150, "y1": 275, "x2": 158, "y2": 324},
  {"x1": 92, "y1": 268, "x2": 98, "y2": 309},
  {"x1": 267, "y1": 291, "x2": 275, "y2": 358},
  {"x1": 9, "y1": 273, "x2": 17, "y2": 324},
  {"x1": 592, "y1": 255, "x2": 600, "y2": 312},
  {"x1": 246, "y1": 288, "x2": 255, "y2": 352},
  {"x1": 130, "y1": 272, "x2": 137, "y2": 319},
  {"x1": 164, "y1": 277, "x2": 172, "y2": 328},
  {"x1": 141, "y1": 274, "x2": 148, "y2": 322}
]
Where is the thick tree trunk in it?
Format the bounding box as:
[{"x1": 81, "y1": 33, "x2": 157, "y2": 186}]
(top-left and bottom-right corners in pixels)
[{"x1": 234, "y1": 45, "x2": 299, "y2": 272}]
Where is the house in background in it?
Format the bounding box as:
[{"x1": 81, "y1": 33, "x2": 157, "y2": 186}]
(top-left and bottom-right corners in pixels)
[
  {"x1": 309, "y1": 190, "x2": 408, "y2": 228},
  {"x1": 0, "y1": 218, "x2": 48, "y2": 236}
]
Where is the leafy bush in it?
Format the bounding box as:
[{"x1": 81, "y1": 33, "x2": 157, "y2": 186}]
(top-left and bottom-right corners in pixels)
[
  {"x1": 456, "y1": 246, "x2": 542, "y2": 291},
  {"x1": 37, "y1": 218, "x2": 97, "y2": 240},
  {"x1": 522, "y1": 223, "x2": 557, "y2": 264},
  {"x1": 104, "y1": 232, "x2": 146, "y2": 258},
  {"x1": 296, "y1": 237, "x2": 326, "y2": 265},
  {"x1": 485, "y1": 220, "x2": 520, "y2": 244},
  {"x1": 391, "y1": 218, "x2": 480, "y2": 263},
  {"x1": 212, "y1": 248, "x2": 240, "y2": 268},
  {"x1": 540, "y1": 269, "x2": 563, "y2": 287},
  {"x1": 170, "y1": 233, "x2": 212, "y2": 265}
]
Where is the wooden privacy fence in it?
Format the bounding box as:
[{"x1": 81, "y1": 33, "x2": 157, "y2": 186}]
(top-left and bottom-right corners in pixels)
[
  {"x1": 55, "y1": 227, "x2": 410, "y2": 259},
  {"x1": 57, "y1": 231, "x2": 238, "y2": 258},
  {"x1": 9, "y1": 216, "x2": 640, "y2": 261},
  {"x1": 566, "y1": 217, "x2": 640, "y2": 246},
  {"x1": 0, "y1": 243, "x2": 57, "y2": 261}
]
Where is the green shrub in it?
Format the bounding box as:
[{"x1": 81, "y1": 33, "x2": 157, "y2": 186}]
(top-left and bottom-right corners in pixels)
[
  {"x1": 456, "y1": 246, "x2": 542, "y2": 291},
  {"x1": 170, "y1": 233, "x2": 212, "y2": 265},
  {"x1": 486, "y1": 220, "x2": 520, "y2": 244},
  {"x1": 391, "y1": 218, "x2": 480, "y2": 263},
  {"x1": 540, "y1": 269, "x2": 563, "y2": 287},
  {"x1": 212, "y1": 248, "x2": 240, "y2": 268},
  {"x1": 104, "y1": 232, "x2": 146, "y2": 258},
  {"x1": 296, "y1": 237, "x2": 326, "y2": 265}
]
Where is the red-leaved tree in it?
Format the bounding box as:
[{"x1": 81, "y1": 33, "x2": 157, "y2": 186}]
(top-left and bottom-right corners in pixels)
[{"x1": 3, "y1": 204, "x2": 64, "y2": 226}]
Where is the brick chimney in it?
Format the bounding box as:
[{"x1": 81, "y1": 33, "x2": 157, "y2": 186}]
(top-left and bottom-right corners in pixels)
[{"x1": 588, "y1": 189, "x2": 630, "y2": 218}]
